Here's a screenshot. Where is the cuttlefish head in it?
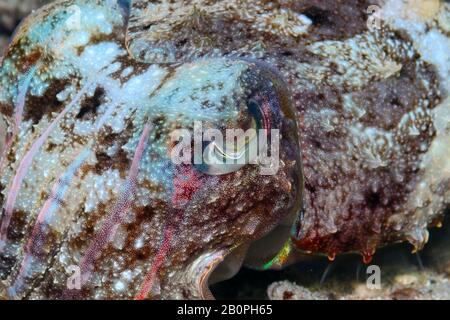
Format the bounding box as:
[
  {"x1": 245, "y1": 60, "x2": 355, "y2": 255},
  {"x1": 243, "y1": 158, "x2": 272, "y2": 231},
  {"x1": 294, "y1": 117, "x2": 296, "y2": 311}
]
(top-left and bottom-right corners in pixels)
[
  {"x1": 113, "y1": 0, "x2": 307, "y2": 299},
  {"x1": 135, "y1": 57, "x2": 303, "y2": 299}
]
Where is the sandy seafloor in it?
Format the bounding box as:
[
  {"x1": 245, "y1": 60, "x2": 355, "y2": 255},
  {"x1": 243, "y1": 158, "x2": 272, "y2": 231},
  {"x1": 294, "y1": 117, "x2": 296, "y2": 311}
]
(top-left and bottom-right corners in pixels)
[{"x1": 1, "y1": 0, "x2": 450, "y2": 300}]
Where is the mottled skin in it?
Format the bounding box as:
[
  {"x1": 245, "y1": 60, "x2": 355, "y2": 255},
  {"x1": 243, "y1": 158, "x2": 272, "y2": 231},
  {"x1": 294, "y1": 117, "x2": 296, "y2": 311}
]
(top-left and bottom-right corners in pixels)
[{"x1": 0, "y1": 0, "x2": 449, "y2": 299}]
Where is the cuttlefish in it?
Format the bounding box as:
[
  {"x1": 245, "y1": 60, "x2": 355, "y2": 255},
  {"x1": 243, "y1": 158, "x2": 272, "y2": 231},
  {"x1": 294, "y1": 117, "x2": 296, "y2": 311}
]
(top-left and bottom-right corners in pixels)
[{"x1": 0, "y1": 0, "x2": 449, "y2": 299}]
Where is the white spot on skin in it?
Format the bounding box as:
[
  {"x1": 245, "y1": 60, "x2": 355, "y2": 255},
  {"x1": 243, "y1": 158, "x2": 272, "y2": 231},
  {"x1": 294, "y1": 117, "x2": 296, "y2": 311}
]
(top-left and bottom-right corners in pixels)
[
  {"x1": 121, "y1": 67, "x2": 134, "y2": 78},
  {"x1": 78, "y1": 42, "x2": 126, "y2": 75},
  {"x1": 114, "y1": 280, "x2": 126, "y2": 292},
  {"x1": 83, "y1": 169, "x2": 123, "y2": 213},
  {"x1": 113, "y1": 225, "x2": 127, "y2": 250},
  {"x1": 134, "y1": 237, "x2": 144, "y2": 249}
]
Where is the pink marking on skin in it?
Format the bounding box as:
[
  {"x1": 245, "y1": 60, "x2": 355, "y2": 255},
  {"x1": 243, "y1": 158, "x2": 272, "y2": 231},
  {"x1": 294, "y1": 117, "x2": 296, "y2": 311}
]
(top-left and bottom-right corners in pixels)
[
  {"x1": 14, "y1": 66, "x2": 38, "y2": 131},
  {"x1": 0, "y1": 66, "x2": 38, "y2": 175},
  {"x1": 135, "y1": 166, "x2": 206, "y2": 300},
  {"x1": 8, "y1": 148, "x2": 91, "y2": 298},
  {"x1": 77, "y1": 123, "x2": 151, "y2": 285},
  {"x1": 172, "y1": 165, "x2": 205, "y2": 207},
  {"x1": 135, "y1": 226, "x2": 174, "y2": 300},
  {"x1": 0, "y1": 83, "x2": 90, "y2": 251}
]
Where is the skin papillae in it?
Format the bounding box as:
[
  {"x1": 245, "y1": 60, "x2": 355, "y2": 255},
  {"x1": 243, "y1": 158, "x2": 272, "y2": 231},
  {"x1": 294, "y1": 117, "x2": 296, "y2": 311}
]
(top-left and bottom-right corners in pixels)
[{"x1": 0, "y1": 0, "x2": 448, "y2": 299}]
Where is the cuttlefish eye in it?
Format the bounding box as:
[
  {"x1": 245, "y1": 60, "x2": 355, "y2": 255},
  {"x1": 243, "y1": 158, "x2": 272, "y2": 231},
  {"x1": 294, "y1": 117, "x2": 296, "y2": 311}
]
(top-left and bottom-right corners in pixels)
[
  {"x1": 195, "y1": 61, "x2": 296, "y2": 176},
  {"x1": 196, "y1": 99, "x2": 260, "y2": 175}
]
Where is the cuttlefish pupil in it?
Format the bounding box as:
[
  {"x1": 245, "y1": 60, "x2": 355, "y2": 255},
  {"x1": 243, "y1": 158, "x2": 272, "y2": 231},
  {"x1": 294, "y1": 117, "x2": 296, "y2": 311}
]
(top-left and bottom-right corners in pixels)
[{"x1": 200, "y1": 102, "x2": 267, "y2": 175}]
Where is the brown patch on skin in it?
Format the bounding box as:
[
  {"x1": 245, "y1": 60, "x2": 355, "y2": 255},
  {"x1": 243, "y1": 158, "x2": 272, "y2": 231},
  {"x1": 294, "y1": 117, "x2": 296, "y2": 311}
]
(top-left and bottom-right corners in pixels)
[
  {"x1": 6, "y1": 142, "x2": 16, "y2": 163},
  {"x1": 6, "y1": 36, "x2": 40, "y2": 73},
  {"x1": 92, "y1": 122, "x2": 135, "y2": 178},
  {"x1": 39, "y1": 190, "x2": 48, "y2": 203},
  {"x1": 45, "y1": 142, "x2": 57, "y2": 152},
  {"x1": 76, "y1": 87, "x2": 105, "y2": 120},
  {"x1": 110, "y1": 57, "x2": 153, "y2": 84},
  {"x1": 93, "y1": 141, "x2": 129, "y2": 177},
  {"x1": 79, "y1": 163, "x2": 91, "y2": 180},
  {"x1": 93, "y1": 149, "x2": 129, "y2": 175},
  {"x1": 353, "y1": 60, "x2": 440, "y2": 131},
  {"x1": 151, "y1": 115, "x2": 167, "y2": 141},
  {"x1": 78, "y1": 117, "x2": 135, "y2": 179},
  {"x1": 88, "y1": 28, "x2": 124, "y2": 46},
  {"x1": 290, "y1": 36, "x2": 442, "y2": 256},
  {"x1": 36, "y1": 272, "x2": 66, "y2": 299},
  {"x1": 118, "y1": 203, "x2": 163, "y2": 265},
  {"x1": 23, "y1": 78, "x2": 71, "y2": 124},
  {"x1": 127, "y1": 0, "x2": 376, "y2": 64},
  {"x1": 75, "y1": 29, "x2": 125, "y2": 56},
  {"x1": 141, "y1": 180, "x2": 165, "y2": 195},
  {"x1": 0, "y1": 209, "x2": 30, "y2": 279},
  {"x1": 18, "y1": 48, "x2": 43, "y2": 73},
  {"x1": 0, "y1": 102, "x2": 13, "y2": 118},
  {"x1": 69, "y1": 210, "x2": 102, "y2": 253},
  {"x1": 0, "y1": 255, "x2": 15, "y2": 280},
  {"x1": 5, "y1": 210, "x2": 30, "y2": 246},
  {"x1": 291, "y1": 0, "x2": 377, "y2": 41},
  {"x1": 99, "y1": 132, "x2": 117, "y2": 146}
]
